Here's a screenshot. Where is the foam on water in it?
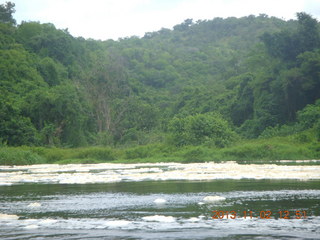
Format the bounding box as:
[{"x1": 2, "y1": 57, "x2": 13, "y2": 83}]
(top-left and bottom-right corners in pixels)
[
  {"x1": 142, "y1": 215, "x2": 176, "y2": 222},
  {"x1": 203, "y1": 195, "x2": 226, "y2": 202},
  {"x1": 0, "y1": 213, "x2": 19, "y2": 220},
  {"x1": 153, "y1": 198, "x2": 167, "y2": 204},
  {"x1": 27, "y1": 202, "x2": 41, "y2": 208},
  {"x1": 1, "y1": 162, "x2": 320, "y2": 185},
  {"x1": 23, "y1": 224, "x2": 39, "y2": 229},
  {"x1": 1, "y1": 215, "x2": 320, "y2": 233},
  {"x1": 104, "y1": 220, "x2": 132, "y2": 228},
  {"x1": 1, "y1": 163, "x2": 319, "y2": 239}
]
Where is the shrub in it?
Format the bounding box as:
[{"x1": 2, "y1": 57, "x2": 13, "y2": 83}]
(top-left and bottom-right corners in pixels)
[
  {"x1": 0, "y1": 147, "x2": 45, "y2": 165},
  {"x1": 259, "y1": 124, "x2": 302, "y2": 138},
  {"x1": 75, "y1": 147, "x2": 115, "y2": 161},
  {"x1": 125, "y1": 145, "x2": 152, "y2": 159},
  {"x1": 168, "y1": 112, "x2": 238, "y2": 147},
  {"x1": 315, "y1": 120, "x2": 320, "y2": 141},
  {"x1": 297, "y1": 100, "x2": 320, "y2": 129},
  {"x1": 182, "y1": 147, "x2": 206, "y2": 163},
  {"x1": 221, "y1": 141, "x2": 314, "y2": 161}
]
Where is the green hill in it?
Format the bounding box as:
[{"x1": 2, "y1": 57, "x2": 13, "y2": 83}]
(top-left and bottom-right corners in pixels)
[{"x1": 0, "y1": 2, "x2": 319, "y2": 163}]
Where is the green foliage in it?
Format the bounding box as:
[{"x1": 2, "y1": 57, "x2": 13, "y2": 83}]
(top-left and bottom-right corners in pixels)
[
  {"x1": 0, "y1": 1, "x2": 15, "y2": 25},
  {"x1": 95, "y1": 131, "x2": 114, "y2": 146},
  {"x1": 220, "y1": 141, "x2": 314, "y2": 161},
  {"x1": 125, "y1": 145, "x2": 153, "y2": 159},
  {"x1": 297, "y1": 99, "x2": 320, "y2": 129},
  {"x1": 261, "y1": 12, "x2": 320, "y2": 61},
  {"x1": 230, "y1": 73, "x2": 254, "y2": 126},
  {"x1": 0, "y1": 147, "x2": 44, "y2": 165},
  {"x1": 35, "y1": 147, "x2": 69, "y2": 163},
  {"x1": 169, "y1": 112, "x2": 237, "y2": 147},
  {"x1": 259, "y1": 101, "x2": 320, "y2": 139},
  {"x1": 2, "y1": 133, "x2": 318, "y2": 165},
  {"x1": 0, "y1": 5, "x2": 320, "y2": 157},
  {"x1": 314, "y1": 121, "x2": 320, "y2": 141},
  {"x1": 0, "y1": 97, "x2": 38, "y2": 146},
  {"x1": 37, "y1": 57, "x2": 67, "y2": 86},
  {"x1": 75, "y1": 147, "x2": 115, "y2": 161},
  {"x1": 259, "y1": 124, "x2": 301, "y2": 138},
  {"x1": 0, "y1": 22, "x2": 15, "y2": 48},
  {"x1": 16, "y1": 22, "x2": 80, "y2": 65},
  {"x1": 124, "y1": 144, "x2": 170, "y2": 160},
  {"x1": 181, "y1": 146, "x2": 207, "y2": 163},
  {"x1": 22, "y1": 83, "x2": 92, "y2": 147},
  {"x1": 23, "y1": 146, "x2": 117, "y2": 163}
]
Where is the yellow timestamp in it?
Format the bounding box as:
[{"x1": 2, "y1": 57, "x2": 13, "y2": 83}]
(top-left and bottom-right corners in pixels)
[{"x1": 212, "y1": 210, "x2": 307, "y2": 219}]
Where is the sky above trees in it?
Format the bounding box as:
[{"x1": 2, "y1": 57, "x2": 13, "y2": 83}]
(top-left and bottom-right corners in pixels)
[{"x1": 3, "y1": 0, "x2": 320, "y2": 40}]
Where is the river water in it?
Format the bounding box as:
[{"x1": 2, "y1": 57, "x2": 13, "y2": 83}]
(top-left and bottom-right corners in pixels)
[{"x1": 1, "y1": 162, "x2": 320, "y2": 239}]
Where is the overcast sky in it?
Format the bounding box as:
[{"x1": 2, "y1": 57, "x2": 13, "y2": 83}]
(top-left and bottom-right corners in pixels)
[{"x1": 3, "y1": 0, "x2": 320, "y2": 40}]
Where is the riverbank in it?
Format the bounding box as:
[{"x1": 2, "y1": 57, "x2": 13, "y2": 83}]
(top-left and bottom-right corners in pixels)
[{"x1": 0, "y1": 133, "x2": 319, "y2": 166}]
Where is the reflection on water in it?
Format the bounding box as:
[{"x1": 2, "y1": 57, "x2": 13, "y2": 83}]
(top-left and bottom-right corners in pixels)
[{"x1": 1, "y1": 180, "x2": 320, "y2": 239}]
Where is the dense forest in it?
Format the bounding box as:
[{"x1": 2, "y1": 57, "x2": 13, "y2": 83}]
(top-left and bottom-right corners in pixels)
[{"x1": 1, "y1": 2, "x2": 320, "y2": 164}]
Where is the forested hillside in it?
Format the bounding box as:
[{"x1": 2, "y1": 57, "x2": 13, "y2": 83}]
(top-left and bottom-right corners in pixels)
[{"x1": 1, "y1": 2, "x2": 320, "y2": 151}]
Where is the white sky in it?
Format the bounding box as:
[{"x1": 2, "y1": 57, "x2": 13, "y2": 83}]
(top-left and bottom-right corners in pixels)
[{"x1": 3, "y1": 0, "x2": 320, "y2": 40}]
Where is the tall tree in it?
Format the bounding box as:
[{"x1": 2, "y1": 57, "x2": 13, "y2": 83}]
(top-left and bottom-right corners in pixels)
[{"x1": 0, "y1": 1, "x2": 15, "y2": 25}]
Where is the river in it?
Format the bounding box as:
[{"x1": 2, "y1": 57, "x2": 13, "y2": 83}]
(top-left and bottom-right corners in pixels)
[{"x1": 1, "y1": 162, "x2": 320, "y2": 239}]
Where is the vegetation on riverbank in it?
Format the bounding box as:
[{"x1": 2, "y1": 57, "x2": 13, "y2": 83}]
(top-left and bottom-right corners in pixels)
[
  {"x1": 0, "y1": 3, "x2": 319, "y2": 163},
  {"x1": 1, "y1": 127, "x2": 319, "y2": 165}
]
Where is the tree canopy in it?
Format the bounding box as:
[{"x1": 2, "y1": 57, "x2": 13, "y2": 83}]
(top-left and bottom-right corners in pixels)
[{"x1": 0, "y1": 2, "x2": 319, "y2": 147}]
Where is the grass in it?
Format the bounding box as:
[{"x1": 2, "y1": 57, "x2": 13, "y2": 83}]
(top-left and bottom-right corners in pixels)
[{"x1": 0, "y1": 130, "x2": 319, "y2": 165}]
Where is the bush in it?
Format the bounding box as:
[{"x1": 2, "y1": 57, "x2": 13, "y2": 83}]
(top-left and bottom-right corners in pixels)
[
  {"x1": 259, "y1": 101, "x2": 320, "y2": 139},
  {"x1": 181, "y1": 147, "x2": 206, "y2": 163},
  {"x1": 297, "y1": 100, "x2": 320, "y2": 129},
  {"x1": 315, "y1": 120, "x2": 320, "y2": 141},
  {"x1": 125, "y1": 145, "x2": 152, "y2": 159},
  {"x1": 0, "y1": 147, "x2": 45, "y2": 165},
  {"x1": 221, "y1": 140, "x2": 314, "y2": 161},
  {"x1": 259, "y1": 124, "x2": 302, "y2": 138},
  {"x1": 75, "y1": 147, "x2": 115, "y2": 161},
  {"x1": 168, "y1": 112, "x2": 238, "y2": 147}
]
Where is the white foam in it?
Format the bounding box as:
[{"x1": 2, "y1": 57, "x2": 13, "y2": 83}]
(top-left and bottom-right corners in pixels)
[
  {"x1": 203, "y1": 196, "x2": 226, "y2": 203},
  {"x1": 27, "y1": 202, "x2": 41, "y2": 208},
  {"x1": 153, "y1": 198, "x2": 167, "y2": 204},
  {"x1": 1, "y1": 162, "x2": 320, "y2": 185},
  {"x1": 39, "y1": 219, "x2": 58, "y2": 225},
  {"x1": 187, "y1": 217, "x2": 200, "y2": 222},
  {"x1": 0, "y1": 214, "x2": 19, "y2": 220},
  {"x1": 24, "y1": 224, "x2": 39, "y2": 229},
  {"x1": 104, "y1": 220, "x2": 131, "y2": 228},
  {"x1": 142, "y1": 215, "x2": 175, "y2": 222}
]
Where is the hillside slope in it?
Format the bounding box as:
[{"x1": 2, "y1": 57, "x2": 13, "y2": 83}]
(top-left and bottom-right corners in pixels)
[{"x1": 0, "y1": 2, "x2": 319, "y2": 148}]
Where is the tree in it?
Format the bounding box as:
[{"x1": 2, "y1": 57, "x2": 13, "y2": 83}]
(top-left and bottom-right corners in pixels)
[
  {"x1": 173, "y1": 19, "x2": 193, "y2": 31},
  {"x1": 0, "y1": 94, "x2": 38, "y2": 146},
  {"x1": 0, "y1": 1, "x2": 15, "y2": 25},
  {"x1": 22, "y1": 83, "x2": 92, "y2": 147},
  {"x1": 296, "y1": 12, "x2": 320, "y2": 53},
  {"x1": 82, "y1": 50, "x2": 131, "y2": 142},
  {"x1": 37, "y1": 57, "x2": 68, "y2": 86},
  {"x1": 230, "y1": 73, "x2": 254, "y2": 126},
  {"x1": 261, "y1": 12, "x2": 320, "y2": 62}
]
